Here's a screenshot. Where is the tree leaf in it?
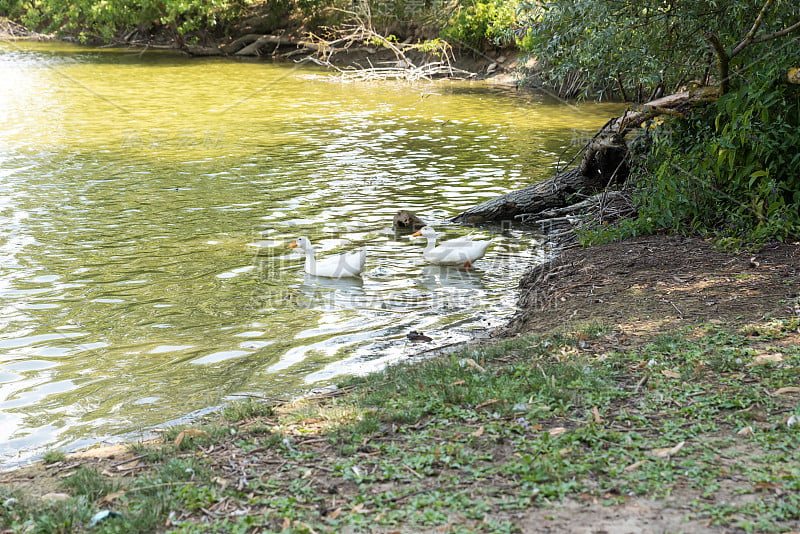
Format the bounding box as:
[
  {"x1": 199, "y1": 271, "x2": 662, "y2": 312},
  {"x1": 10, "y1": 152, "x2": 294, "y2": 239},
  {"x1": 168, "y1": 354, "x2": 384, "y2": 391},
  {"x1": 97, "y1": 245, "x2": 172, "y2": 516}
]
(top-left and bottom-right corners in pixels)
[
  {"x1": 592, "y1": 406, "x2": 603, "y2": 423},
  {"x1": 475, "y1": 398, "x2": 499, "y2": 409},
  {"x1": 651, "y1": 441, "x2": 685, "y2": 458},
  {"x1": 464, "y1": 358, "x2": 486, "y2": 372},
  {"x1": 100, "y1": 491, "x2": 126, "y2": 505},
  {"x1": 624, "y1": 460, "x2": 646, "y2": 472}
]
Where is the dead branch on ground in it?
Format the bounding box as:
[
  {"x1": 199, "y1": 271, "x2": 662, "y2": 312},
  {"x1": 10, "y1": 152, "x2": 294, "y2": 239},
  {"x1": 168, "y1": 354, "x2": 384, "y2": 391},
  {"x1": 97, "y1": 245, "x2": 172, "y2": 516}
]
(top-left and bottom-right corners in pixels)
[
  {"x1": 296, "y1": 9, "x2": 473, "y2": 81},
  {"x1": 206, "y1": 7, "x2": 475, "y2": 81}
]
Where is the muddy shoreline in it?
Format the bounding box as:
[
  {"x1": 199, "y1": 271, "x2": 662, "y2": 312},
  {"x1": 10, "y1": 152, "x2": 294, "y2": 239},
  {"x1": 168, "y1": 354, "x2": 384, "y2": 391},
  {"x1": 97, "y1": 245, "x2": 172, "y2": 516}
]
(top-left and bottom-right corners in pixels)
[{"x1": 509, "y1": 234, "x2": 800, "y2": 338}]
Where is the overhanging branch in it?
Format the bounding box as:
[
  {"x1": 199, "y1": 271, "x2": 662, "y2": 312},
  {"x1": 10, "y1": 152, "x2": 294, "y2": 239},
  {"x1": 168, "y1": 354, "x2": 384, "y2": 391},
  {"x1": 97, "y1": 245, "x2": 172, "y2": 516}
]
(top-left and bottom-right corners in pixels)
[
  {"x1": 749, "y1": 19, "x2": 800, "y2": 45},
  {"x1": 731, "y1": 0, "x2": 774, "y2": 57}
]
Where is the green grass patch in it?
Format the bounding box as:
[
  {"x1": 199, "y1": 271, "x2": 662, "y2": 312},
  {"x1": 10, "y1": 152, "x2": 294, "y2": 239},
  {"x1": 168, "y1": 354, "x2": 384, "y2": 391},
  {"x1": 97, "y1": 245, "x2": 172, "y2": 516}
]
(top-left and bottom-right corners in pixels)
[
  {"x1": 42, "y1": 450, "x2": 67, "y2": 464},
  {"x1": 61, "y1": 466, "x2": 119, "y2": 502},
  {"x1": 221, "y1": 397, "x2": 274, "y2": 422}
]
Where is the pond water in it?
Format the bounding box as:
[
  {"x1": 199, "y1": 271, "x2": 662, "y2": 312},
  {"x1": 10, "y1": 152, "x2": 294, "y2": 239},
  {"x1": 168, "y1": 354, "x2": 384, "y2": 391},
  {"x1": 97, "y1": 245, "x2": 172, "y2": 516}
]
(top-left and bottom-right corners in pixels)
[{"x1": 0, "y1": 41, "x2": 623, "y2": 467}]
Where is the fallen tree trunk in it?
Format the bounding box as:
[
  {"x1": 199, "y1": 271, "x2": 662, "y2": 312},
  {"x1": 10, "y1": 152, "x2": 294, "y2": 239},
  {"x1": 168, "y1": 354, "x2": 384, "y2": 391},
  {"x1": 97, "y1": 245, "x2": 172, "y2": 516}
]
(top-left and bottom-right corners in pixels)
[
  {"x1": 453, "y1": 168, "x2": 596, "y2": 224},
  {"x1": 235, "y1": 34, "x2": 321, "y2": 56},
  {"x1": 220, "y1": 33, "x2": 261, "y2": 54},
  {"x1": 452, "y1": 87, "x2": 719, "y2": 225},
  {"x1": 452, "y1": 136, "x2": 628, "y2": 224},
  {"x1": 182, "y1": 30, "x2": 473, "y2": 80}
]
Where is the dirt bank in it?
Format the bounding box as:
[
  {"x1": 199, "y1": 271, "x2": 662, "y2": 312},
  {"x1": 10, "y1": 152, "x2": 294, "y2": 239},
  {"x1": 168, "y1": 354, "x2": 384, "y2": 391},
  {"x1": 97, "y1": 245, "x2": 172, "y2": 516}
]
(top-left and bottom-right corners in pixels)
[{"x1": 509, "y1": 234, "x2": 800, "y2": 341}]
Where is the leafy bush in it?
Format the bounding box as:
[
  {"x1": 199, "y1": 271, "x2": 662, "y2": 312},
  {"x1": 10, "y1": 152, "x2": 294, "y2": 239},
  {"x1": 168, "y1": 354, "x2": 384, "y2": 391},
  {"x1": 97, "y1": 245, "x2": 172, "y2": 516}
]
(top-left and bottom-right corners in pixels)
[
  {"x1": 625, "y1": 57, "x2": 800, "y2": 248},
  {"x1": 441, "y1": 0, "x2": 519, "y2": 51},
  {"x1": 2, "y1": 0, "x2": 257, "y2": 41},
  {"x1": 517, "y1": 0, "x2": 800, "y2": 100}
]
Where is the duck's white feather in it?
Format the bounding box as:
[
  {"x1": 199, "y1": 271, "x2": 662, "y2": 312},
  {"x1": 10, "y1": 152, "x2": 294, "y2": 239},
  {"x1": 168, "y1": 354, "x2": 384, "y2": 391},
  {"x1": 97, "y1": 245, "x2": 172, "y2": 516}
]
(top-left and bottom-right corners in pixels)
[
  {"x1": 412, "y1": 226, "x2": 490, "y2": 267},
  {"x1": 290, "y1": 237, "x2": 366, "y2": 278}
]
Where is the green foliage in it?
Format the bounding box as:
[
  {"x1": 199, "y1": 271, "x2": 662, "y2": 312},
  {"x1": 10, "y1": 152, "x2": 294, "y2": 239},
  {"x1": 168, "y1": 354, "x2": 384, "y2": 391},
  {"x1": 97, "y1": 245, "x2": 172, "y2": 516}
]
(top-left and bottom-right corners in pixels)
[
  {"x1": 344, "y1": 334, "x2": 618, "y2": 425},
  {"x1": 626, "y1": 57, "x2": 800, "y2": 248},
  {"x1": 517, "y1": 0, "x2": 799, "y2": 100},
  {"x1": 41, "y1": 450, "x2": 67, "y2": 464},
  {"x1": 221, "y1": 397, "x2": 274, "y2": 422},
  {"x1": 7, "y1": 498, "x2": 94, "y2": 534},
  {"x1": 61, "y1": 466, "x2": 119, "y2": 501},
  {"x1": 2, "y1": 0, "x2": 523, "y2": 51},
  {"x1": 3, "y1": 322, "x2": 800, "y2": 533},
  {"x1": 576, "y1": 216, "x2": 652, "y2": 247},
  {"x1": 2, "y1": 0, "x2": 256, "y2": 41},
  {"x1": 441, "y1": 0, "x2": 519, "y2": 51},
  {"x1": 156, "y1": 457, "x2": 210, "y2": 483}
]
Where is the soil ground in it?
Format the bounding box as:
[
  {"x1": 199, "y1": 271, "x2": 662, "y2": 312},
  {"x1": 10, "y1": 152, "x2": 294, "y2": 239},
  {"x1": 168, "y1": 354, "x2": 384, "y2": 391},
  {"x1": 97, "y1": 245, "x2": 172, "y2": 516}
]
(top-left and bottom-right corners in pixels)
[{"x1": 510, "y1": 234, "x2": 800, "y2": 339}]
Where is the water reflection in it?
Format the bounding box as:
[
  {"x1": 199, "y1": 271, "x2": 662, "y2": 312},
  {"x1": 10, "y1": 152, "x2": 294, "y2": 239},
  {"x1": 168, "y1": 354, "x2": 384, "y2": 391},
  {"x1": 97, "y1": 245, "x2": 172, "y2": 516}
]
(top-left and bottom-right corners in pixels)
[
  {"x1": 0, "y1": 41, "x2": 624, "y2": 467},
  {"x1": 418, "y1": 264, "x2": 486, "y2": 291},
  {"x1": 297, "y1": 275, "x2": 365, "y2": 311}
]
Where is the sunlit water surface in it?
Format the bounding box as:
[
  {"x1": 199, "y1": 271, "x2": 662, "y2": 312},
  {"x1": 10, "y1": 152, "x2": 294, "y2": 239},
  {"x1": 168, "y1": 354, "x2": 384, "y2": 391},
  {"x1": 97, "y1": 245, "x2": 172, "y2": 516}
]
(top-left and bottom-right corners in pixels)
[{"x1": 0, "y1": 41, "x2": 623, "y2": 466}]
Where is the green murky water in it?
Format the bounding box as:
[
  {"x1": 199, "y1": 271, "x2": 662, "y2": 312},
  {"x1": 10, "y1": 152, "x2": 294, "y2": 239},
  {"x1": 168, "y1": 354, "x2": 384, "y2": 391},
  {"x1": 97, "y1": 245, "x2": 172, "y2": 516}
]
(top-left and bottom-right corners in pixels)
[{"x1": 0, "y1": 41, "x2": 623, "y2": 466}]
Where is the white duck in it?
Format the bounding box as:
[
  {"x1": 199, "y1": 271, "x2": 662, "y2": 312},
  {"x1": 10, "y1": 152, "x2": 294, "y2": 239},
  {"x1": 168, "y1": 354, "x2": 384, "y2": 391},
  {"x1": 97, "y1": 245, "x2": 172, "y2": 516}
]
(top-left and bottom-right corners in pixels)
[
  {"x1": 288, "y1": 237, "x2": 366, "y2": 278},
  {"x1": 411, "y1": 226, "x2": 491, "y2": 269}
]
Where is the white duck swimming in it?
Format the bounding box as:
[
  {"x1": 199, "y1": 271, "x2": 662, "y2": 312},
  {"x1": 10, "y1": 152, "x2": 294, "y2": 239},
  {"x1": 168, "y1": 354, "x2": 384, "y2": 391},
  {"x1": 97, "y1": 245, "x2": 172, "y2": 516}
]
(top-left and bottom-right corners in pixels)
[
  {"x1": 288, "y1": 237, "x2": 366, "y2": 278},
  {"x1": 411, "y1": 226, "x2": 491, "y2": 269}
]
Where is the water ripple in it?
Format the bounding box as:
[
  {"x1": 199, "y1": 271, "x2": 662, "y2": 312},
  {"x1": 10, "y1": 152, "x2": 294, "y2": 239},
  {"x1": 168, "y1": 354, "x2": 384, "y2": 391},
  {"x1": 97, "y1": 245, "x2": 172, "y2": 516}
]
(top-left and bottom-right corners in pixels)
[{"x1": 0, "y1": 41, "x2": 625, "y2": 467}]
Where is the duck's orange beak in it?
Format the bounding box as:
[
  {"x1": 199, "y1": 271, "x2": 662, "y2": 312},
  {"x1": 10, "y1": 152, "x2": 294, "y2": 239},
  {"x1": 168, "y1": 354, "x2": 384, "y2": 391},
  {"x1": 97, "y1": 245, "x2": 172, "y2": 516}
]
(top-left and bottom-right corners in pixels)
[
  {"x1": 411, "y1": 230, "x2": 422, "y2": 237},
  {"x1": 287, "y1": 241, "x2": 298, "y2": 249}
]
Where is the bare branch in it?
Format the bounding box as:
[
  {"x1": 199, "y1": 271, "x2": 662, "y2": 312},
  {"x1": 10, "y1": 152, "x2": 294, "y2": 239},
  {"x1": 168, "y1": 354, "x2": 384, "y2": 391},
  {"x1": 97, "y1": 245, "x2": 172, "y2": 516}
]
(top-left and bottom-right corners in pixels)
[
  {"x1": 749, "y1": 19, "x2": 800, "y2": 44},
  {"x1": 731, "y1": 0, "x2": 774, "y2": 57}
]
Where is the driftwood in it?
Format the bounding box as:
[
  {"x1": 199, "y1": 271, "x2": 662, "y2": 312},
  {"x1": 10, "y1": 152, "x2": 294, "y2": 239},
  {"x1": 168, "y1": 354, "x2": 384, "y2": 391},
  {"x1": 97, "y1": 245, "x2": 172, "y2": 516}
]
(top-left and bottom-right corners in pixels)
[
  {"x1": 523, "y1": 191, "x2": 635, "y2": 248},
  {"x1": 311, "y1": 60, "x2": 475, "y2": 82},
  {"x1": 233, "y1": 34, "x2": 321, "y2": 57},
  {"x1": 452, "y1": 88, "x2": 719, "y2": 225},
  {"x1": 183, "y1": 45, "x2": 223, "y2": 56},
  {"x1": 0, "y1": 18, "x2": 37, "y2": 38}
]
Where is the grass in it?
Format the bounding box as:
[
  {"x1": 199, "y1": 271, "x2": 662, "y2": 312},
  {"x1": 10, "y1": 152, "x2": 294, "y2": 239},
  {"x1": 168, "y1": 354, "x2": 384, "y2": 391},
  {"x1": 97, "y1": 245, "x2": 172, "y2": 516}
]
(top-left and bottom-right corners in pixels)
[
  {"x1": 1, "y1": 319, "x2": 799, "y2": 533},
  {"x1": 41, "y1": 450, "x2": 67, "y2": 464},
  {"x1": 221, "y1": 397, "x2": 274, "y2": 421}
]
